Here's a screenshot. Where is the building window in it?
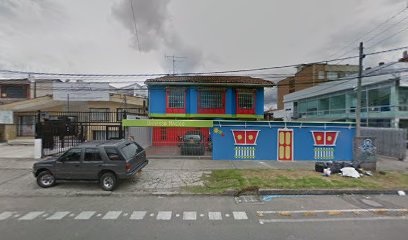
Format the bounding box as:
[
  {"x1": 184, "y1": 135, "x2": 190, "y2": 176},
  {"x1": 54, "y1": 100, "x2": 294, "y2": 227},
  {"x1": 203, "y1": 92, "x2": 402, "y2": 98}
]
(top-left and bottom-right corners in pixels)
[
  {"x1": 166, "y1": 88, "x2": 185, "y2": 113},
  {"x1": 236, "y1": 90, "x2": 256, "y2": 114},
  {"x1": 368, "y1": 87, "x2": 390, "y2": 111},
  {"x1": 327, "y1": 72, "x2": 338, "y2": 80},
  {"x1": 399, "y1": 88, "x2": 408, "y2": 111},
  {"x1": 1, "y1": 85, "x2": 28, "y2": 98},
  {"x1": 90, "y1": 108, "x2": 109, "y2": 122},
  {"x1": 198, "y1": 89, "x2": 225, "y2": 114},
  {"x1": 318, "y1": 71, "x2": 325, "y2": 80}
]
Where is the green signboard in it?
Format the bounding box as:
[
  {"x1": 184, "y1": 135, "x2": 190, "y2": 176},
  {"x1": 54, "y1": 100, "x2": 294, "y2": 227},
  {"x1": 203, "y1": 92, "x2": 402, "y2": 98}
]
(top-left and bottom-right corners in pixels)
[{"x1": 122, "y1": 119, "x2": 214, "y2": 128}]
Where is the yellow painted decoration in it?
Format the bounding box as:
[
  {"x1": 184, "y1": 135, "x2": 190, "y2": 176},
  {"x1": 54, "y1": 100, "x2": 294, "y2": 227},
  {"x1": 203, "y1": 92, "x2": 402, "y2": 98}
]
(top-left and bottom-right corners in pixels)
[
  {"x1": 279, "y1": 132, "x2": 284, "y2": 145},
  {"x1": 279, "y1": 146, "x2": 284, "y2": 159},
  {"x1": 285, "y1": 132, "x2": 291, "y2": 145},
  {"x1": 285, "y1": 146, "x2": 291, "y2": 159}
]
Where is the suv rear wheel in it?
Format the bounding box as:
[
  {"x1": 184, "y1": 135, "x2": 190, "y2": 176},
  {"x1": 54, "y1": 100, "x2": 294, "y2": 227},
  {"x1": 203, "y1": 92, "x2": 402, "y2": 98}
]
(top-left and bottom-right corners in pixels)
[
  {"x1": 99, "y1": 172, "x2": 117, "y2": 191},
  {"x1": 37, "y1": 171, "x2": 56, "y2": 188}
]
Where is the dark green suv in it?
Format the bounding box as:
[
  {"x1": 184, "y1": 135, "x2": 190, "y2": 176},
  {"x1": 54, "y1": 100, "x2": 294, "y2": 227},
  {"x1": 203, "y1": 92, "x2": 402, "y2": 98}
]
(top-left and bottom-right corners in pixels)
[{"x1": 32, "y1": 140, "x2": 148, "y2": 191}]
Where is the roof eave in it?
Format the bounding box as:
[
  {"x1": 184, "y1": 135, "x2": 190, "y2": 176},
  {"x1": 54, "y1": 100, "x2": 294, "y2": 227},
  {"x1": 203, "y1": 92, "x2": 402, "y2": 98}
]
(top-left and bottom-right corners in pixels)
[{"x1": 145, "y1": 82, "x2": 275, "y2": 87}]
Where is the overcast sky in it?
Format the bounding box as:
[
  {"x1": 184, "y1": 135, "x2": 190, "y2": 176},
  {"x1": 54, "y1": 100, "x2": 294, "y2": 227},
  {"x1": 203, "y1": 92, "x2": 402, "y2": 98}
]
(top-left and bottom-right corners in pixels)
[{"x1": 0, "y1": 0, "x2": 407, "y2": 108}]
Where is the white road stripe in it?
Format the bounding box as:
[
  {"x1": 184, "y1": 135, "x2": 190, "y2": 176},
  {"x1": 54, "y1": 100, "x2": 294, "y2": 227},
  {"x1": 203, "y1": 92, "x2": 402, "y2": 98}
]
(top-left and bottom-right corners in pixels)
[
  {"x1": 19, "y1": 211, "x2": 45, "y2": 220},
  {"x1": 233, "y1": 211, "x2": 248, "y2": 220},
  {"x1": 156, "y1": 211, "x2": 172, "y2": 220},
  {"x1": 183, "y1": 211, "x2": 197, "y2": 220},
  {"x1": 259, "y1": 216, "x2": 408, "y2": 223},
  {"x1": 46, "y1": 211, "x2": 70, "y2": 220},
  {"x1": 208, "y1": 212, "x2": 222, "y2": 220},
  {"x1": 102, "y1": 211, "x2": 122, "y2": 220},
  {"x1": 0, "y1": 211, "x2": 15, "y2": 220},
  {"x1": 130, "y1": 211, "x2": 146, "y2": 220},
  {"x1": 75, "y1": 211, "x2": 96, "y2": 220}
]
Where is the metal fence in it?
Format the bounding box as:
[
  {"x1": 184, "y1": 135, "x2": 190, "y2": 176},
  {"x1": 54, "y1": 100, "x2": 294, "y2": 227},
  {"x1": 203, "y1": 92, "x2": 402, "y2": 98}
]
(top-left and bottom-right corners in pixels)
[{"x1": 361, "y1": 127, "x2": 407, "y2": 160}]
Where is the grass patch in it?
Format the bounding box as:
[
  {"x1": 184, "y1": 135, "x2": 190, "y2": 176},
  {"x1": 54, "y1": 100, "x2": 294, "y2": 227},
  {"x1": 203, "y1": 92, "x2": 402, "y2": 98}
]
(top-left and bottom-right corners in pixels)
[{"x1": 186, "y1": 169, "x2": 408, "y2": 194}]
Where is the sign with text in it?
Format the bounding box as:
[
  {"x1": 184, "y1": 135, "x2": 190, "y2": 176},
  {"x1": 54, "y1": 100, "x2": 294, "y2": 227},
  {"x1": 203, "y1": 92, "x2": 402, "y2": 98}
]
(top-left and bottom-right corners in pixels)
[
  {"x1": 122, "y1": 119, "x2": 213, "y2": 128},
  {"x1": 0, "y1": 110, "x2": 13, "y2": 124},
  {"x1": 53, "y1": 82, "x2": 110, "y2": 101}
]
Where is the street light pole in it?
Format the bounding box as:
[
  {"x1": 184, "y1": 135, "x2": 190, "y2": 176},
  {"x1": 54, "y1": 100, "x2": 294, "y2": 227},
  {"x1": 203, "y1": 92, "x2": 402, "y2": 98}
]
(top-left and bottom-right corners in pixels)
[{"x1": 355, "y1": 42, "x2": 365, "y2": 137}]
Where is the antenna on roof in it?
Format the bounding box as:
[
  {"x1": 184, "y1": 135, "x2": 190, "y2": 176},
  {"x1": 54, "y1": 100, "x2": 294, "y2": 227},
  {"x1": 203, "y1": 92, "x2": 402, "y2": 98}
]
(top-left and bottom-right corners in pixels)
[{"x1": 165, "y1": 55, "x2": 187, "y2": 75}]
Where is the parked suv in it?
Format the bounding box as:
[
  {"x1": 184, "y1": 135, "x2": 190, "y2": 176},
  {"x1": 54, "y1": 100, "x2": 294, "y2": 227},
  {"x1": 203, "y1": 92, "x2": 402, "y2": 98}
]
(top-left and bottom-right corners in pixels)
[
  {"x1": 32, "y1": 140, "x2": 148, "y2": 191},
  {"x1": 180, "y1": 131, "x2": 205, "y2": 155}
]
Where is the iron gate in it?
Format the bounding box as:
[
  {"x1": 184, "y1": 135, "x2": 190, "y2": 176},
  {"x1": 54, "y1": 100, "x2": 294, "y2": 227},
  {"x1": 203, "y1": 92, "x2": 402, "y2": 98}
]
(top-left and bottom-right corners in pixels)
[{"x1": 35, "y1": 111, "x2": 129, "y2": 156}]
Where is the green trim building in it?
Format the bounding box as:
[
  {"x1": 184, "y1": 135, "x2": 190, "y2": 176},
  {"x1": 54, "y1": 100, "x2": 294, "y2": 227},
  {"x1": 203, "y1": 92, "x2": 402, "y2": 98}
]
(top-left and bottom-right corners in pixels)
[{"x1": 283, "y1": 61, "x2": 408, "y2": 129}]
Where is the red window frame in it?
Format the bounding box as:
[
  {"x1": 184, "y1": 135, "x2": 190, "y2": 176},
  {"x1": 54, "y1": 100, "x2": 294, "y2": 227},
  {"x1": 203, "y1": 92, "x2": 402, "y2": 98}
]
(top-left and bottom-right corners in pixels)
[
  {"x1": 198, "y1": 89, "x2": 226, "y2": 114},
  {"x1": 166, "y1": 88, "x2": 186, "y2": 114},
  {"x1": 236, "y1": 89, "x2": 256, "y2": 114}
]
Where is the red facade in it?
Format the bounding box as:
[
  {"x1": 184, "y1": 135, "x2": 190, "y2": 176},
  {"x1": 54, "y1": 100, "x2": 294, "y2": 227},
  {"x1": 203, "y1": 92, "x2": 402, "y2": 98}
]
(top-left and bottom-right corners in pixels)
[{"x1": 152, "y1": 127, "x2": 210, "y2": 146}]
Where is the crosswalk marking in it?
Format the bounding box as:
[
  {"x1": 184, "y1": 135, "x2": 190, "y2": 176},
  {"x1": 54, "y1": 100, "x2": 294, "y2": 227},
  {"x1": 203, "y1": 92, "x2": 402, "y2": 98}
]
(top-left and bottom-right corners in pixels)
[
  {"x1": 208, "y1": 212, "x2": 222, "y2": 220},
  {"x1": 0, "y1": 210, "x2": 251, "y2": 222},
  {"x1": 156, "y1": 211, "x2": 172, "y2": 220},
  {"x1": 102, "y1": 211, "x2": 122, "y2": 220},
  {"x1": 130, "y1": 211, "x2": 146, "y2": 220},
  {"x1": 19, "y1": 211, "x2": 45, "y2": 220},
  {"x1": 0, "y1": 211, "x2": 15, "y2": 220},
  {"x1": 233, "y1": 211, "x2": 248, "y2": 220},
  {"x1": 183, "y1": 211, "x2": 197, "y2": 220},
  {"x1": 46, "y1": 211, "x2": 70, "y2": 220},
  {"x1": 75, "y1": 211, "x2": 96, "y2": 220}
]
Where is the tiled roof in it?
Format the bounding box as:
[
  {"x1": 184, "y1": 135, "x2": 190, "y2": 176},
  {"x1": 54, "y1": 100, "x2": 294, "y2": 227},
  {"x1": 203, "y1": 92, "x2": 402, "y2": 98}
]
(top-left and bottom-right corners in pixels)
[{"x1": 145, "y1": 75, "x2": 275, "y2": 87}]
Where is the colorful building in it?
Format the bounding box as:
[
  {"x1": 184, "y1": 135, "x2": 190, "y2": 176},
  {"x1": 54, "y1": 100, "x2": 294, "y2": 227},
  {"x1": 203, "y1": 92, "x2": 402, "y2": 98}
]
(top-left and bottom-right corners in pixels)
[{"x1": 145, "y1": 75, "x2": 275, "y2": 146}]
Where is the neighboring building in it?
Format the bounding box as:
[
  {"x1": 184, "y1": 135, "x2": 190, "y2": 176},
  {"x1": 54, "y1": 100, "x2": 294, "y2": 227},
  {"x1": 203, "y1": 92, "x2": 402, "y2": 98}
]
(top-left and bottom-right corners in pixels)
[
  {"x1": 0, "y1": 78, "x2": 62, "y2": 105},
  {"x1": 118, "y1": 83, "x2": 148, "y2": 97},
  {"x1": 283, "y1": 60, "x2": 408, "y2": 129},
  {"x1": 0, "y1": 94, "x2": 146, "y2": 142},
  {"x1": 145, "y1": 75, "x2": 275, "y2": 145},
  {"x1": 276, "y1": 64, "x2": 359, "y2": 117}
]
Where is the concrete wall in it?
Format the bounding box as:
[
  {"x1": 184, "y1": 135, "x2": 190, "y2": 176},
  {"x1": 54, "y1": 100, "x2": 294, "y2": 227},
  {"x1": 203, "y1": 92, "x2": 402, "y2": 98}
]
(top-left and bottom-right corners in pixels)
[
  {"x1": 361, "y1": 127, "x2": 407, "y2": 160},
  {"x1": 212, "y1": 121, "x2": 355, "y2": 161}
]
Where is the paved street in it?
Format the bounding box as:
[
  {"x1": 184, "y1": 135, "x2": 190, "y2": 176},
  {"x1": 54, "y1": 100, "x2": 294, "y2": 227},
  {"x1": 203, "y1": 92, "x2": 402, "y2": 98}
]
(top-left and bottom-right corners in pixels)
[{"x1": 1, "y1": 195, "x2": 408, "y2": 240}]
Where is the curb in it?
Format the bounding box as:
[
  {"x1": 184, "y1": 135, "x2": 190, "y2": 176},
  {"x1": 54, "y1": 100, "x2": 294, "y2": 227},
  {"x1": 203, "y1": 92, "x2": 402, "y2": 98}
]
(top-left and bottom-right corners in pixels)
[
  {"x1": 257, "y1": 189, "x2": 408, "y2": 196},
  {"x1": 0, "y1": 189, "x2": 406, "y2": 198}
]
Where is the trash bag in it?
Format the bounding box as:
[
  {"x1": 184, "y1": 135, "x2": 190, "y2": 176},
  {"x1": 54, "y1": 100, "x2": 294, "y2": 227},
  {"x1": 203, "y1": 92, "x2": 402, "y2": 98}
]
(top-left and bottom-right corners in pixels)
[
  {"x1": 315, "y1": 161, "x2": 332, "y2": 173},
  {"x1": 340, "y1": 167, "x2": 360, "y2": 178}
]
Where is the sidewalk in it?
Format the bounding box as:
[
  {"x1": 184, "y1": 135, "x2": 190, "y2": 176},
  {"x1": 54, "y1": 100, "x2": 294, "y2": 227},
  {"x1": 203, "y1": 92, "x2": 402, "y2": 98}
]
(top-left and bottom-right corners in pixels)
[
  {"x1": 0, "y1": 155, "x2": 406, "y2": 171},
  {"x1": 0, "y1": 156, "x2": 406, "y2": 197}
]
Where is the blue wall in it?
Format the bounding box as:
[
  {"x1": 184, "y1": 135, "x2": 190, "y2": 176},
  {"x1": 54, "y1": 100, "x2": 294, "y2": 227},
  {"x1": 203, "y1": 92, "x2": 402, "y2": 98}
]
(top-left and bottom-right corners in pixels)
[
  {"x1": 212, "y1": 121, "x2": 355, "y2": 161},
  {"x1": 148, "y1": 86, "x2": 166, "y2": 114},
  {"x1": 148, "y1": 85, "x2": 264, "y2": 116}
]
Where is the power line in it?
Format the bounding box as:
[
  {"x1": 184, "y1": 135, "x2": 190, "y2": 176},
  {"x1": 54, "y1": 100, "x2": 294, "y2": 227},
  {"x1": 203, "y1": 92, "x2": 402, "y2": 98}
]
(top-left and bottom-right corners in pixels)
[
  {"x1": 0, "y1": 45, "x2": 406, "y2": 78},
  {"x1": 129, "y1": 0, "x2": 141, "y2": 51},
  {"x1": 327, "y1": 6, "x2": 408, "y2": 61},
  {"x1": 367, "y1": 24, "x2": 408, "y2": 49}
]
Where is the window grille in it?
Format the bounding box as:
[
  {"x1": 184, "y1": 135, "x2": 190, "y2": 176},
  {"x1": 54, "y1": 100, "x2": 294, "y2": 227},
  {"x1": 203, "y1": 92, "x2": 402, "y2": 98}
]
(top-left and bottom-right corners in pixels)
[
  {"x1": 167, "y1": 89, "x2": 185, "y2": 108},
  {"x1": 199, "y1": 90, "x2": 223, "y2": 109},
  {"x1": 238, "y1": 92, "x2": 254, "y2": 109}
]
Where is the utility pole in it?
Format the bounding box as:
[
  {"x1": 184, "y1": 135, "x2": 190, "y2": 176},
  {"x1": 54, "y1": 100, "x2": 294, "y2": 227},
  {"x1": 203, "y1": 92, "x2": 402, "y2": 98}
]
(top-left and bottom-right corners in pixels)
[
  {"x1": 165, "y1": 55, "x2": 186, "y2": 75},
  {"x1": 355, "y1": 42, "x2": 365, "y2": 137}
]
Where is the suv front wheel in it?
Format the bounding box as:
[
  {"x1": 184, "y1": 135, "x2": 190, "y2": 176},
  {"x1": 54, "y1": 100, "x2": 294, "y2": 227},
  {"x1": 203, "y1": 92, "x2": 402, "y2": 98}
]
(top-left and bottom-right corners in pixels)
[
  {"x1": 99, "y1": 172, "x2": 117, "y2": 191},
  {"x1": 37, "y1": 171, "x2": 56, "y2": 188}
]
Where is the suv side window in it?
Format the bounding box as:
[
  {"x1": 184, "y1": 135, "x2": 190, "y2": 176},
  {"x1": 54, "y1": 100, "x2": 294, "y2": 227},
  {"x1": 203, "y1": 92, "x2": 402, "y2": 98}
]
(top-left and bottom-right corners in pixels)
[
  {"x1": 84, "y1": 148, "x2": 102, "y2": 162},
  {"x1": 105, "y1": 147, "x2": 122, "y2": 161},
  {"x1": 59, "y1": 148, "x2": 82, "y2": 162}
]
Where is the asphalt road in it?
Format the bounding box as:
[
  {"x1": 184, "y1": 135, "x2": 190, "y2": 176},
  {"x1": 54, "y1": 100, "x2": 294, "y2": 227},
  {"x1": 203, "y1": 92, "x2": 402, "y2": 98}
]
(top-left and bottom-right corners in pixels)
[{"x1": 1, "y1": 194, "x2": 408, "y2": 240}]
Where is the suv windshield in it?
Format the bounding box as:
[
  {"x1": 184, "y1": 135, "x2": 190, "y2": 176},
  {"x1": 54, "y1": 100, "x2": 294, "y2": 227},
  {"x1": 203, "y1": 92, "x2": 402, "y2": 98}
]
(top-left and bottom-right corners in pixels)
[
  {"x1": 121, "y1": 142, "x2": 139, "y2": 160},
  {"x1": 184, "y1": 135, "x2": 201, "y2": 142}
]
